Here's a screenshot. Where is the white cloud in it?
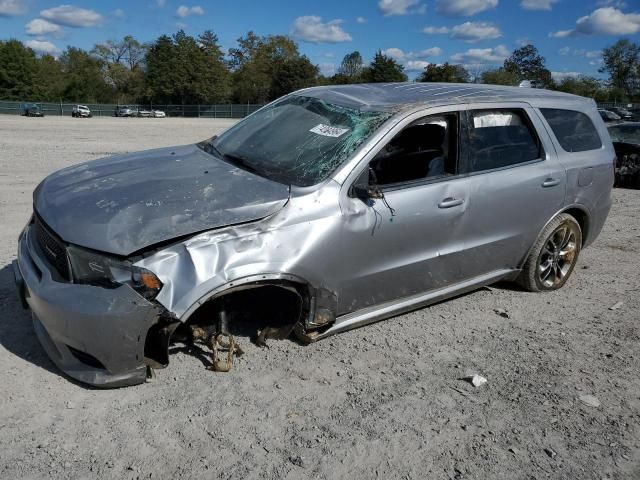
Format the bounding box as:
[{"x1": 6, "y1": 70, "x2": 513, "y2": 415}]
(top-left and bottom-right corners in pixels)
[
  {"x1": 156, "y1": 0, "x2": 167, "y2": 7},
  {"x1": 113, "y1": 8, "x2": 125, "y2": 18},
  {"x1": 406, "y1": 60, "x2": 431, "y2": 71},
  {"x1": 516, "y1": 37, "x2": 530, "y2": 46},
  {"x1": 551, "y1": 71, "x2": 583, "y2": 81},
  {"x1": 436, "y1": 0, "x2": 498, "y2": 17},
  {"x1": 356, "y1": 16, "x2": 367, "y2": 24},
  {"x1": 550, "y1": 7, "x2": 640, "y2": 37},
  {"x1": 423, "y1": 21, "x2": 501, "y2": 42},
  {"x1": 25, "y1": 18, "x2": 63, "y2": 36},
  {"x1": 451, "y1": 44, "x2": 510, "y2": 64},
  {"x1": 558, "y1": 47, "x2": 602, "y2": 59},
  {"x1": 382, "y1": 47, "x2": 442, "y2": 61},
  {"x1": 24, "y1": 39, "x2": 60, "y2": 55},
  {"x1": 382, "y1": 47, "x2": 441, "y2": 70},
  {"x1": 575, "y1": 7, "x2": 640, "y2": 35},
  {"x1": 40, "y1": 5, "x2": 102, "y2": 27},
  {"x1": 423, "y1": 26, "x2": 449, "y2": 34},
  {"x1": 176, "y1": 5, "x2": 204, "y2": 18},
  {"x1": 549, "y1": 29, "x2": 572, "y2": 38},
  {"x1": 290, "y1": 16, "x2": 352, "y2": 43},
  {"x1": 319, "y1": 63, "x2": 336, "y2": 76},
  {"x1": 596, "y1": 0, "x2": 626, "y2": 7},
  {"x1": 382, "y1": 47, "x2": 406, "y2": 60},
  {"x1": 0, "y1": 0, "x2": 27, "y2": 16},
  {"x1": 520, "y1": 0, "x2": 558, "y2": 10},
  {"x1": 378, "y1": 0, "x2": 425, "y2": 16}
]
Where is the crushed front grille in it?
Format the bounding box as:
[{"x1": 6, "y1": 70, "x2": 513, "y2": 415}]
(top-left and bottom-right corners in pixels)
[{"x1": 33, "y1": 215, "x2": 71, "y2": 281}]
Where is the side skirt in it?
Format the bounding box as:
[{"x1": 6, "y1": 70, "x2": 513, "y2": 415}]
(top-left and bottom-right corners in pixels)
[{"x1": 313, "y1": 269, "x2": 518, "y2": 340}]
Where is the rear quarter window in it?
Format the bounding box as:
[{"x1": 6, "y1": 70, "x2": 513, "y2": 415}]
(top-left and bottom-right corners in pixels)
[
  {"x1": 540, "y1": 108, "x2": 602, "y2": 153},
  {"x1": 466, "y1": 109, "x2": 542, "y2": 173}
]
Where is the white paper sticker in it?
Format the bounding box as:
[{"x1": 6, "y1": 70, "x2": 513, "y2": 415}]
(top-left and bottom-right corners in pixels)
[{"x1": 310, "y1": 124, "x2": 350, "y2": 138}]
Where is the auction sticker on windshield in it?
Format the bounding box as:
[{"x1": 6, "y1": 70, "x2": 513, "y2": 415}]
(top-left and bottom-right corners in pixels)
[{"x1": 310, "y1": 124, "x2": 350, "y2": 138}]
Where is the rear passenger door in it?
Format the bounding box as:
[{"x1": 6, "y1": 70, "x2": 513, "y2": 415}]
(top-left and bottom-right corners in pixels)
[{"x1": 458, "y1": 104, "x2": 567, "y2": 278}]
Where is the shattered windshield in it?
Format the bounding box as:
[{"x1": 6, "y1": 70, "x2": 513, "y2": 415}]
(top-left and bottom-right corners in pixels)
[{"x1": 206, "y1": 95, "x2": 391, "y2": 187}]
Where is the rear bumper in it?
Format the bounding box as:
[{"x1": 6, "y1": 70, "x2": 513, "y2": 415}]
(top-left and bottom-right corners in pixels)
[{"x1": 15, "y1": 225, "x2": 162, "y2": 388}]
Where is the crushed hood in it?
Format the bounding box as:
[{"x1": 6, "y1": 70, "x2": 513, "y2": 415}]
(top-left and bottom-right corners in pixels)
[{"x1": 33, "y1": 144, "x2": 290, "y2": 256}]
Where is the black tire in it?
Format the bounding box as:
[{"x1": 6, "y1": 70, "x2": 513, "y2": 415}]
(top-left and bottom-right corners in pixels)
[{"x1": 517, "y1": 213, "x2": 582, "y2": 292}]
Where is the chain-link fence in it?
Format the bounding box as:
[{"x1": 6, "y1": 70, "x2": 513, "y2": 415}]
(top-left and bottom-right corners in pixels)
[{"x1": 0, "y1": 101, "x2": 264, "y2": 118}]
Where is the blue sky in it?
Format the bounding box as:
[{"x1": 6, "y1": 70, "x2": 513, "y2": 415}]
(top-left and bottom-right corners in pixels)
[{"x1": 1, "y1": 0, "x2": 639, "y2": 80}]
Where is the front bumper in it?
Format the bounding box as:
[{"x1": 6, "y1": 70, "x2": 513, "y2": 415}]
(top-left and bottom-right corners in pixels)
[{"x1": 15, "y1": 225, "x2": 162, "y2": 387}]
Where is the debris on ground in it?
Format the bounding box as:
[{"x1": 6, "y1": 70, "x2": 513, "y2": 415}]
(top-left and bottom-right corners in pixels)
[
  {"x1": 464, "y1": 374, "x2": 488, "y2": 387},
  {"x1": 578, "y1": 394, "x2": 601, "y2": 408},
  {"x1": 493, "y1": 308, "x2": 510, "y2": 318},
  {"x1": 545, "y1": 448, "x2": 557, "y2": 459},
  {"x1": 609, "y1": 301, "x2": 624, "y2": 311}
]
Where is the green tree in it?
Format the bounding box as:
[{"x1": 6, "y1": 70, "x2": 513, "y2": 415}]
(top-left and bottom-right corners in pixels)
[
  {"x1": 230, "y1": 33, "x2": 318, "y2": 103},
  {"x1": 362, "y1": 51, "x2": 407, "y2": 83},
  {"x1": 144, "y1": 30, "x2": 231, "y2": 104},
  {"x1": 92, "y1": 36, "x2": 147, "y2": 103},
  {"x1": 481, "y1": 67, "x2": 519, "y2": 86},
  {"x1": 600, "y1": 39, "x2": 640, "y2": 100},
  {"x1": 337, "y1": 51, "x2": 364, "y2": 82},
  {"x1": 144, "y1": 34, "x2": 176, "y2": 103},
  {"x1": 554, "y1": 75, "x2": 608, "y2": 101},
  {"x1": 0, "y1": 40, "x2": 38, "y2": 100},
  {"x1": 504, "y1": 44, "x2": 553, "y2": 88},
  {"x1": 418, "y1": 63, "x2": 469, "y2": 83},
  {"x1": 197, "y1": 30, "x2": 232, "y2": 103},
  {"x1": 59, "y1": 47, "x2": 112, "y2": 102},
  {"x1": 33, "y1": 54, "x2": 65, "y2": 101}
]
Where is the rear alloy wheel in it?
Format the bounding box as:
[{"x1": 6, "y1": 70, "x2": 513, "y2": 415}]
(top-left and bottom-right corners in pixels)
[{"x1": 518, "y1": 214, "x2": 582, "y2": 292}]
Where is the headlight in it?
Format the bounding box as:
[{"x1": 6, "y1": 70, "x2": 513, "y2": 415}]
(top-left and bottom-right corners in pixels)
[{"x1": 67, "y1": 245, "x2": 163, "y2": 300}]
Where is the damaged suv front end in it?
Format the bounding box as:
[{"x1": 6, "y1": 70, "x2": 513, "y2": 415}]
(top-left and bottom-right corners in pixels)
[{"x1": 14, "y1": 93, "x2": 391, "y2": 387}]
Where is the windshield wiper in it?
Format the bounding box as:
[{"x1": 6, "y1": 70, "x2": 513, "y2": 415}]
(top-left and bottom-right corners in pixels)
[
  {"x1": 221, "y1": 153, "x2": 259, "y2": 174},
  {"x1": 205, "y1": 140, "x2": 225, "y2": 160}
]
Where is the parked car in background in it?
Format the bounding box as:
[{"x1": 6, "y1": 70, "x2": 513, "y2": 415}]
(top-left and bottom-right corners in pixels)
[
  {"x1": 14, "y1": 83, "x2": 614, "y2": 387},
  {"x1": 72, "y1": 105, "x2": 92, "y2": 118},
  {"x1": 609, "y1": 107, "x2": 635, "y2": 121},
  {"x1": 152, "y1": 109, "x2": 166, "y2": 118},
  {"x1": 598, "y1": 109, "x2": 621, "y2": 123},
  {"x1": 136, "y1": 108, "x2": 152, "y2": 118},
  {"x1": 22, "y1": 103, "x2": 44, "y2": 117},
  {"x1": 114, "y1": 106, "x2": 134, "y2": 117},
  {"x1": 608, "y1": 122, "x2": 640, "y2": 189}
]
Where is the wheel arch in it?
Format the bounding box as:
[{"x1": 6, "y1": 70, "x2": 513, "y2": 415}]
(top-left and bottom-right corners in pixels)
[
  {"x1": 178, "y1": 273, "x2": 315, "y2": 324},
  {"x1": 518, "y1": 204, "x2": 590, "y2": 270}
]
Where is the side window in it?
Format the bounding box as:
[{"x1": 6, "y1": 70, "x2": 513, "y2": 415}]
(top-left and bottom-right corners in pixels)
[
  {"x1": 467, "y1": 109, "x2": 542, "y2": 173},
  {"x1": 540, "y1": 108, "x2": 602, "y2": 152},
  {"x1": 369, "y1": 113, "x2": 458, "y2": 186}
]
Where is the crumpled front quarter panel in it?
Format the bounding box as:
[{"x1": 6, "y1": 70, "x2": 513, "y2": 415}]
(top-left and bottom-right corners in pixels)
[{"x1": 136, "y1": 182, "x2": 345, "y2": 320}]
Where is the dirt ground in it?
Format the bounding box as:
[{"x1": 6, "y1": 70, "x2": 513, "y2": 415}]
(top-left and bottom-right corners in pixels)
[{"x1": 0, "y1": 115, "x2": 638, "y2": 480}]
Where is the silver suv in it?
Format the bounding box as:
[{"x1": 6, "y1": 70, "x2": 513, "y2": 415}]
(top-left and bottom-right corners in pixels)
[
  {"x1": 14, "y1": 83, "x2": 614, "y2": 387},
  {"x1": 72, "y1": 105, "x2": 91, "y2": 118}
]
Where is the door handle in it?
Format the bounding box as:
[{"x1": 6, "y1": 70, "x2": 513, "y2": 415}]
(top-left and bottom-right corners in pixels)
[
  {"x1": 438, "y1": 197, "x2": 464, "y2": 209},
  {"x1": 542, "y1": 178, "x2": 561, "y2": 188}
]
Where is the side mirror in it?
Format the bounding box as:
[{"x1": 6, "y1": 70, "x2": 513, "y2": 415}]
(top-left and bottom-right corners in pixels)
[{"x1": 352, "y1": 184, "x2": 385, "y2": 200}]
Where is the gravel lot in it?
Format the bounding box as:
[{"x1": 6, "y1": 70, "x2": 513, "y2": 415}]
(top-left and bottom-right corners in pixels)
[{"x1": 0, "y1": 115, "x2": 638, "y2": 480}]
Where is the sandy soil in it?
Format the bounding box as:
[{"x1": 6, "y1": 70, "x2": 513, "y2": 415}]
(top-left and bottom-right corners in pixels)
[{"x1": 0, "y1": 115, "x2": 638, "y2": 480}]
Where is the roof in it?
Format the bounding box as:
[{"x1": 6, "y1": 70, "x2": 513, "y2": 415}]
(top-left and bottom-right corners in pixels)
[{"x1": 297, "y1": 82, "x2": 593, "y2": 112}]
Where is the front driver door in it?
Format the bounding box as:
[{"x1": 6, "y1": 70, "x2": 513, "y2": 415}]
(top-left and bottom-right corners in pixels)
[{"x1": 336, "y1": 107, "x2": 471, "y2": 315}]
